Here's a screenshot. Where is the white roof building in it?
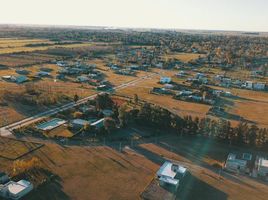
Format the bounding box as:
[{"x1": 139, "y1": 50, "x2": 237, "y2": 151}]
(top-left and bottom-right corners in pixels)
[
  {"x1": 255, "y1": 157, "x2": 268, "y2": 177},
  {"x1": 160, "y1": 77, "x2": 172, "y2": 84},
  {"x1": 156, "y1": 161, "x2": 187, "y2": 190},
  {"x1": 0, "y1": 180, "x2": 33, "y2": 200}
]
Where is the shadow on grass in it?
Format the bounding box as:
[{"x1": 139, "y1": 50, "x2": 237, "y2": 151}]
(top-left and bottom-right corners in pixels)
[
  {"x1": 176, "y1": 172, "x2": 227, "y2": 200},
  {"x1": 14, "y1": 168, "x2": 71, "y2": 200}
]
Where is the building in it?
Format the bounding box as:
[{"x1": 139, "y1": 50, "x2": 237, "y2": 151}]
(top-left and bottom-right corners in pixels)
[
  {"x1": 253, "y1": 82, "x2": 266, "y2": 90},
  {"x1": 15, "y1": 75, "x2": 28, "y2": 84},
  {"x1": 255, "y1": 157, "x2": 268, "y2": 179},
  {"x1": 156, "y1": 161, "x2": 187, "y2": 191},
  {"x1": 71, "y1": 119, "x2": 90, "y2": 129},
  {"x1": 0, "y1": 180, "x2": 33, "y2": 200},
  {"x1": 243, "y1": 81, "x2": 253, "y2": 89},
  {"x1": 224, "y1": 153, "x2": 249, "y2": 173},
  {"x1": 160, "y1": 77, "x2": 172, "y2": 84},
  {"x1": 36, "y1": 118, "x2": 67, "y2": 131}
]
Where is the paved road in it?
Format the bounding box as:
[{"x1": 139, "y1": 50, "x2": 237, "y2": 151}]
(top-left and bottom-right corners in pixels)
[{"x1": 0, "y1": 73, "x2": 158, "y2": 137}]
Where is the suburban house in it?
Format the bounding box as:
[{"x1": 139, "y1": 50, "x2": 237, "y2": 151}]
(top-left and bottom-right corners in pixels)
[
  {"x1": 255, "y1": 157, "x2": 268, "y2": 179},
  {"x1": 12, "y1": 75, "x2": 28, "y2": 84},
  {"x1": 156, "y1": 161, "x2": 187, "y2": 191},
  {"x1": 224, "y1": 153, "x2": 252, "y2": 173},
  {"x1": 2, "y1": 75, "x2": 28, "y2": 84},
  {"x1": 0, "y1": 180, "x2": 33, "y2": 200},
  {"x1": 160, "y1": 77, "x2": 172, "y2": 84}
]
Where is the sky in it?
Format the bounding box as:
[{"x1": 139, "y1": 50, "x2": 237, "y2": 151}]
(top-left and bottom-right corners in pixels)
[{"x1": 0, "y1": 0, "x2": 268, "y2": 32}]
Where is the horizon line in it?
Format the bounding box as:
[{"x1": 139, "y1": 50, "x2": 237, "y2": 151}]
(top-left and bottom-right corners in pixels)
[{"x1": 0, "y1": 23, "x2": 268, "y2": 34}]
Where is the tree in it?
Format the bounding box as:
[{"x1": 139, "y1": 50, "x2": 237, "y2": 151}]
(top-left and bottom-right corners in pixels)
[
  {"x1": 248, "y1": 125, "x2": 258, "y2": 147},
  {"x1": 74, "y1": 94, "x2": 79, "y2": 103},
  {"x1": 137, "y1": 103, "x2": 152, "y2": 125},
  {"x1": 82, "y1": 123, "x2": 91, "y2": 134},
  {"x1": 95, "y1": 93, "x2": 114, "y2": 111},
  {"x1": 118, "y1": 103, "x2": 128, "y2": 127},
  {"x1": 104, "y1": 117, "x2": 116, "y2": 134},
  {"x1": 234, "y1": 122, "x2": 249, "y2": 145},
  {"x1": 133, "y1": 94, "x2": 139, "y2": 105}
]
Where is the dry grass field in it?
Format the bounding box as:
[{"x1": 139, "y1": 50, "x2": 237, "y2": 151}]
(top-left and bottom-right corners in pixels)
[
  {"x1": 0, "y1": 38, "x2": 93, "y2": 55},
  {"x1": 116, "y1": 69, "x2": 211, "y2": 118},
  {"x1": 163, "y1": 53, "x2": 205, "y2": 62},
  {"x1": 0, "y1": 53, "x2": 57, "y2": 67},
  {"x1": 0, "y1": 137, "x2": 43, "y2": 160},
  {"x1": 0, "y1": 143, "x2": 156, "y2": 200},
  {"x1": 1, "y1": 135, "x2": 268, "y2": 200}
]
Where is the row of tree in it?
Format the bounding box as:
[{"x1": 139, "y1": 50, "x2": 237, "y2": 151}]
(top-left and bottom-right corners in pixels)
[
  {"x1": 119, "y1": 101, "x2": 268, "y2": 150},
  {"x1": 91, "y1": 93, "x2": 268, "y2": 151}
]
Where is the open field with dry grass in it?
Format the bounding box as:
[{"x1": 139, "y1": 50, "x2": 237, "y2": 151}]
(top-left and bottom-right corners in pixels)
[
  {"x1": 0, "y1": 38, "x2": 93, "y2": 55},
  {"x1": 0, "y1": 137, "x2": 43, "y2": 160},
  {"x1": 163, "y1": 53, "x2": 205, "y2": 62},
  {"x1": 116, "y1": 69, "x2": 211, "y2": 118},
  {"x1": 0, "y1": 143, "x2": 156, "y2": 200},
  {"x1": 0, "y1": 53, "x2": 57, "y2": 67},
  {"x1": 209, "y1": 85, "x2": 268, "y2": 127},
  {"x1": 1, "y1": 134, "x2": 268, "y2": 200}
]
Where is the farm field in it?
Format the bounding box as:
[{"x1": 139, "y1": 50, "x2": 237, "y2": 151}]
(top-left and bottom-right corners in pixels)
[
  {"x1": 0, "y1": 53, "x2": 57, "y2": 67},
  {"x1": 0, "y1": 38, "x2": 93, "y2": 55}
]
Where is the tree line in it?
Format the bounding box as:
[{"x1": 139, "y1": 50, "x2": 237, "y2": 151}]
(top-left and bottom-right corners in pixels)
[{"x1": 117, "y1": 101, "x2": 268, "y2": 151}]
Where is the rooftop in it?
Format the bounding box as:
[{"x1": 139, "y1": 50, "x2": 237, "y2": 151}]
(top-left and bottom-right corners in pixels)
[
  {"x1": 157, "y1": 161, "x2": 187, "y2": 180},
  {"x1": 260, "y1": 158, "x2": 268, "y2": 168},
  {"x1": 7, "y1": 180, "x2": 32, "y2": 195}
]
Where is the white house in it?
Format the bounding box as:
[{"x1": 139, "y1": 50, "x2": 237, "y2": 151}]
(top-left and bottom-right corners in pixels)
[
  {"x1": 0, "y1": 180, "x2": 33, "y2": 200},
  {"x1": 156, "y1": 161, "x2": 187, "y2": 190},
  {"x1": 160, "y1": 77, "x2": 172, "y2": 84},
  {"x1": 255, "y1": 157, "x2": 268, "y2": 178},
  {"x1": 243, "y1": 81, "x2": 253, "y2": 89}
]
